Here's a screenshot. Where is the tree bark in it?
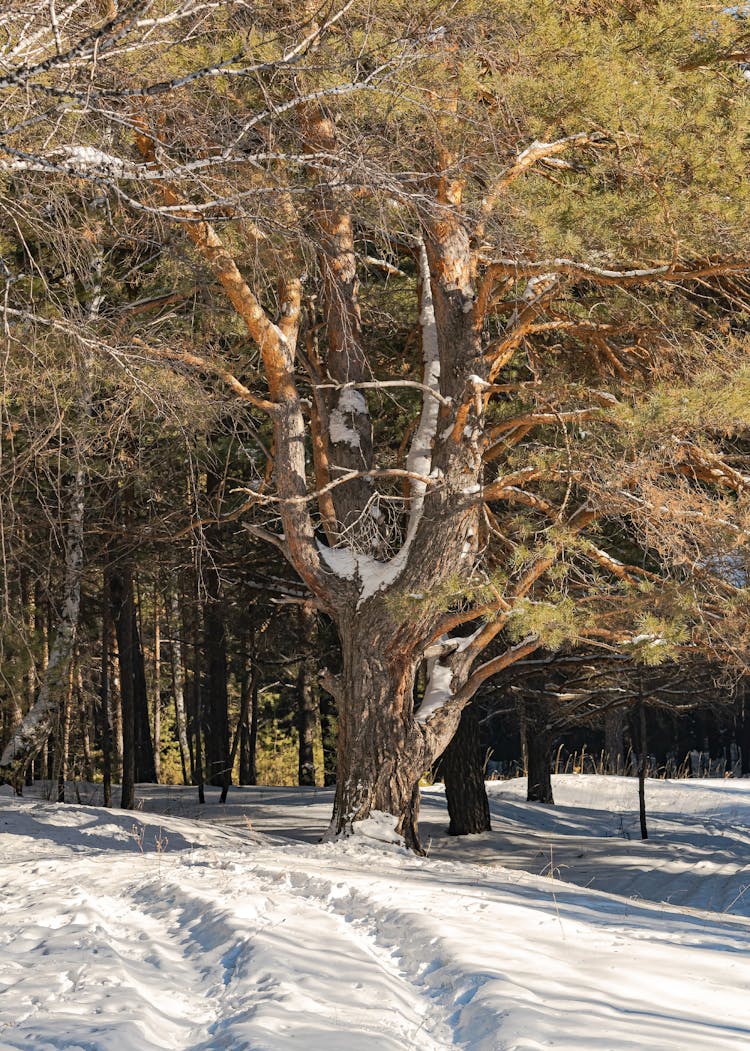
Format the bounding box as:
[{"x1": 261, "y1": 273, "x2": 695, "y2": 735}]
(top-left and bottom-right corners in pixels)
[
  {"x1": 604, "y1": 706, "x2": 626, "y2": 774},
  {"x1": 441, "y1": 703, "x2": 491, "y2": 835},
  {"x1": 55, "y1": 663, "x2": 74, "y2": 803},
  {"x1": 110, "y1": 566, "x2": 135, "y2": 809},
  {"x1": 100, "y1": 575, "x2": 113, "y2": 808},
  {"x1": 524, "y1": 693, "x2": 555, "y2": 804},
  {"x1": 166, "y1": 587, "x2": 191, "y2": 785},
  {"x1": 297, "y1": 606, "x2": 320, "y2": 787},
  {"x1": 638, "y1": 697, "x2": 648, "y2": 840},
  {"x1": 152, "y1": 588, "x2": 161, "y2": 783},
  {"x1": 327, "y1": 618, "x2": 429, "y2": 852},
  {"x1": 239, "y1": 665, "x2": 258, "y2": 786},
  {"x1": 203, "y1": 466, "x2": 231, "y2": 791}
]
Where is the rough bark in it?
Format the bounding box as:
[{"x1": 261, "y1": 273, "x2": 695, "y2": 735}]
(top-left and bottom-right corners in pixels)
[
  {"x1": 604, "y1": 707, "x2": 627, "y2": 774},
  {"x1": 524, "y1": 693, "x2": 555, "y2": 804},
  {"x1": 441, "y1": 703, "x2": 491, "y2": 835}
]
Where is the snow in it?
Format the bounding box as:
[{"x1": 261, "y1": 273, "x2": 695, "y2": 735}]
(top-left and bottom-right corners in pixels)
[
  {"x1": 417, "y1": 655, "x2": 454, "y2": 723},
  {"x1": 328, "y1": 389, "x2": 368, "y2": 449},
  {"x1": 2, "y1": 775, "x2": 750, "y2": 1050}
]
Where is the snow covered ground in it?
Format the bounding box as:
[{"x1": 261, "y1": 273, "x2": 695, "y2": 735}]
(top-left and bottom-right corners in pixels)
[{"x1": 1, "y1": 775, "x2": 749, "y2": 1051}]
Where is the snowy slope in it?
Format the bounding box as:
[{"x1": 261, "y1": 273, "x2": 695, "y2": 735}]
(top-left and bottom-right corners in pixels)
[{"x1": 1, "y1": 776, "x2": 749, "y2": 1051}]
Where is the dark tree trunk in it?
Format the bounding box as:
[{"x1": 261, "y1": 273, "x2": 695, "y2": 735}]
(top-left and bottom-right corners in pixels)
[
  {"x1": 201, "y1": 464, "x2": 231, "y2": 791},
  {"x1": 131, "y1": 597, "x2": 156, "y2": 784},
  {"x1": 638, "y1": 697, "x2": 648, "y2": 840},
  {"x1": 737, "y1": 683, "x2": 750, "y2": 776},
  {"x1": 100, "y1": 575, "x2": 113, "y2": 808},
  {"x1": 152, "y1": 590, "x2": 161, "y2": 783},
  {"x1": 604, "y1": 707, "x2": 626, "y2": 774},
  {"x1": 110, "y1": 567, "x2": 135, "y2": 809},
  {"x1": 297, "y1": 606, "x2": 319, "y2": 787},
  {"x1": 319, "y1": 687, "x2": 337, "y2": 787},
  {"x1": 524, "y1": 693, "x2": 554, "y2": 804},
  {"x1": 239, "y1": 667, "x2": 258, "y2": 786},
  {"x1": 441, "y1": 703, "x2": 491, "y2": 835},
  {"x1": 203, "y1": 588, "x2": 230, "y2": 789},
  {"x1": 166, "y1": 587, "x2": 191, "y2": 784}
]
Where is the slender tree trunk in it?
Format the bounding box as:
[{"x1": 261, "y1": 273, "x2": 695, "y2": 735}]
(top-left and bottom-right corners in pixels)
[
  {"x1": 109, "y1": 617, "x2": 123, "y2": 783},
  {"x1": 297, "y1": 606, "x2": 320, "y2": 787},
  {"x1": 131, "y1": 586, "x2": 156, "y2": 783},
  {"x1": 153, "y1": 588, "x2": 161, "y2": 783},
  {"x1": 239, "y1": 664, "x2": 258, "y2": 786},
  {"x1": 202, "y1": 470, "x2": 231, "y2": 791},
  {"x1": 166, "y1": 588, "x2": 191, "y2": 784},
  {"x1": 190, "y1": 599, "x2": 205, "y2": 804},
  {"x1": 100, "y1": 575, "x2": 113, "y2": 808},
  {"x1": 638, "y1": 696, "x2": 648, "y2": 840},
  {"x1": 110, "y1": 566, "x2": 135, "y2": 809},
  {"x1": 441, "y1": 703, "x2": 491, "y2": 835},
  {"x1": 319, "y1": 686, "x2": 337, "y2": 788},
  {"x1": 77, "y1": 665, "x2": 93, "y2": 783},
  {"x1": 56, "y1": 663, "x2": 74, "y2": 803}
]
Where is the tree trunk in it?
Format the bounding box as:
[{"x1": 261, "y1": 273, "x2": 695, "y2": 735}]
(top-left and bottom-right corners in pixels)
[
  {"x1": 100, "y1": 576, "x2": 113, "y2": 808},
  {"x1": 604, "y1": 706, "x2": 626, "y2": 774},
  {"x1": 56, "y1": 663, "x2": 74, "y2": 803},
  {"x1": 297, "y1": 606, "x2": 320, "y2": 787},
  {"x1": 328, "y1": 623, "x2": 427, "y2": 852},
  {"x1": 110, "y1": 566, "x2": 135, "y2": 809},
  {"x1": 239, "y1": 668, "x2": 258, "y2": 786},
  {"x1": 441, "y1": 703, "x2": 491, "y2": 835},
  {"x1": 202, "y1": 464, "x2": 231, "y2": 791},
  {"x1": 203, "y1": 586, "x2": 230, "y2": 789},
  {"x1": 131, "y1": 593, "x2": 156, "y2": 783},
  {"x1": 152, "y1": 588, "x2": 161, "y2": 783},
  {"x1": 524, "y1": 694, "x2": 554, "y2": 804},
  {"x1": 166, "y1": 587, "x2": 191, "y2": 784},
  {"x1": 638, "y1": 697, "x2": 648, "y2": 840}
]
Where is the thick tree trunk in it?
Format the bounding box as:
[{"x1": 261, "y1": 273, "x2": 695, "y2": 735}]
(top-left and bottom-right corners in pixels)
[
  {"x1": 328, "y1": 621, "x2": 428, "y2": 852},
  {"x1": 441, "y1": 704, "x2": 491, "y2": 835}
]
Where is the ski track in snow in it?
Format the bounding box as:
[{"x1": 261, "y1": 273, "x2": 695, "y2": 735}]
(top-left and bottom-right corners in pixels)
[
  {"x1": 0, "y1": 855, "x2": 455, "y2": 1051},
  {"x1": 2, "y1": 777, "x2": 750, "y2": 1050}
]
